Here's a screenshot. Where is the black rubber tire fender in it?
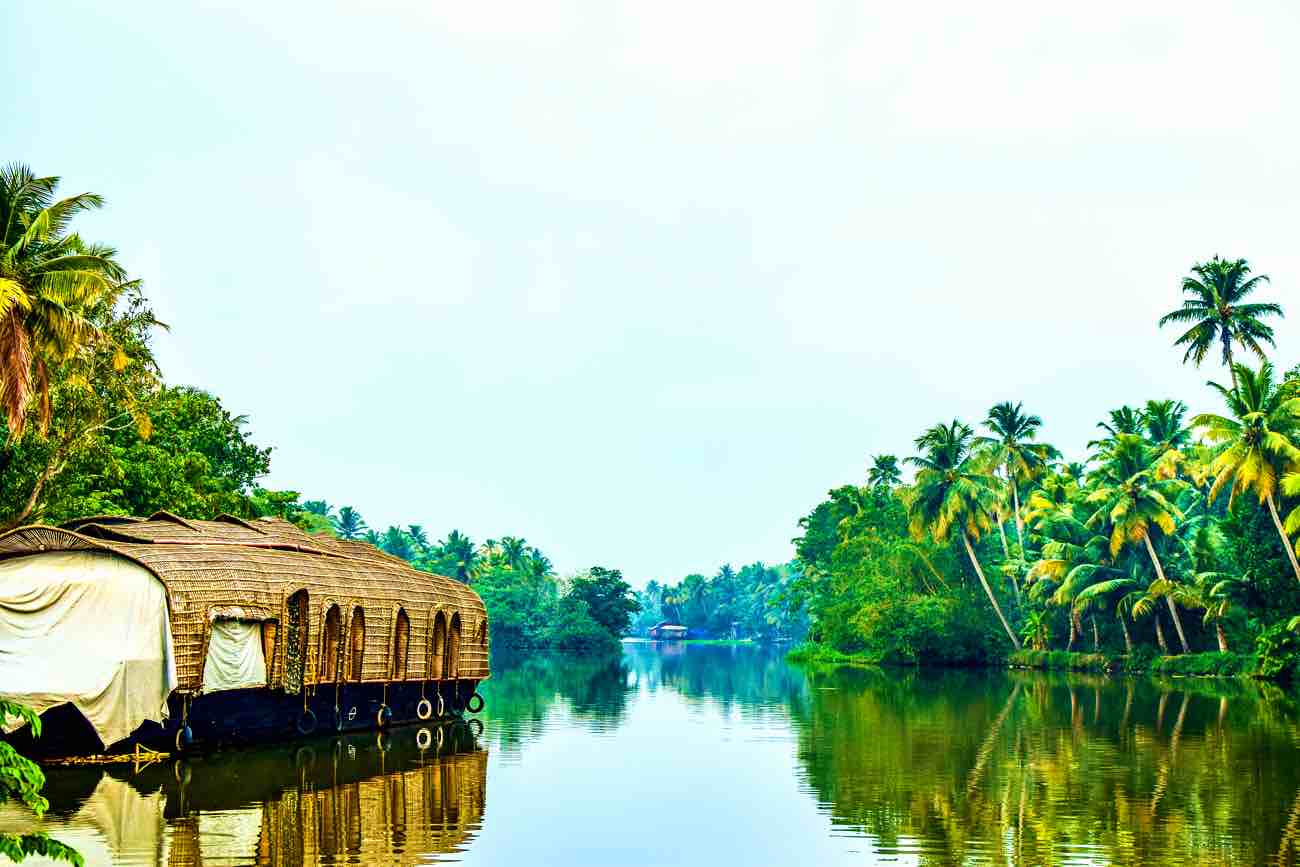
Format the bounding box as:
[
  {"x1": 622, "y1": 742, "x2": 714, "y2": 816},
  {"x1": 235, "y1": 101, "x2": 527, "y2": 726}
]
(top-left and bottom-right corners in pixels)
[{"x1": 296, "y1": 708, "x2": 318, "y2": 736}]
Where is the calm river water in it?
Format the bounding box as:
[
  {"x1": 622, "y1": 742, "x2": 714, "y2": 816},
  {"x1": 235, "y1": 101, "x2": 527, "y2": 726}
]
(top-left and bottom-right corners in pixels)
[{"x1": 9, "y1": 641, "x2": 1300, "y2": 865}]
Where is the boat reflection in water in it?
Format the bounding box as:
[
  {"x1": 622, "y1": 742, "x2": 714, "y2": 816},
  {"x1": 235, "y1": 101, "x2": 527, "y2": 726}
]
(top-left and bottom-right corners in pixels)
[{"x1": 9, "y1": 721, "x2": 486, "y2": 866}]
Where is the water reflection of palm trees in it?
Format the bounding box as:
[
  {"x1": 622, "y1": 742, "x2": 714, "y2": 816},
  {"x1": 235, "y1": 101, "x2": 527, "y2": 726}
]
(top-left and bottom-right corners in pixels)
[
  {"x1": 12, "y1": 723, "x2": 486, "y2": 866},
  {"x1": 623, "y1": 642, "x2": 810, "y2": 712},
  {"x1": 790, "y1": 668, "x2": 1300, "y2": 865},
  {"x1": 479, "y1": 650, "x2": 636, "y2": 752}
]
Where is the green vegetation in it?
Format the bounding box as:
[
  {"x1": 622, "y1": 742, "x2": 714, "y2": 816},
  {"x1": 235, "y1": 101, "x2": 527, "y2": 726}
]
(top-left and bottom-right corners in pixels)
[
  {"x1": 631, "y1": 562, "x2": 808, "y2": 641},
  {"x1": 0, "y1": 701, "x2": 81, "y2": 865},
  {"x1": 788, "y1": 256, "x2": 1300, "y2": 679},
  {"x1": 0, "y1": 163, "x2": 632, "y2": 653}
]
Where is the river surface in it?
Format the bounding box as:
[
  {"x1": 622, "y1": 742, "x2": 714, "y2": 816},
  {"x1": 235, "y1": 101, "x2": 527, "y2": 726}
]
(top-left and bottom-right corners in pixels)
[{"x1": 8, "y1": 641, "x2": 1300, "y2": 865}]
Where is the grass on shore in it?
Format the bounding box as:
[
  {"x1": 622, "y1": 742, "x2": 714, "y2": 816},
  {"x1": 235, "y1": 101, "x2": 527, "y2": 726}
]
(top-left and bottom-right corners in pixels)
[
  {"x1": 1008, "y1": 648, "x2": 1253, "y2": 676},
  {"x1": 787, "y1": 642, "x2": 1258, "y2": 678},
  {"x1": 786, "y1": 643, "x2": 883, "y2": 667}
]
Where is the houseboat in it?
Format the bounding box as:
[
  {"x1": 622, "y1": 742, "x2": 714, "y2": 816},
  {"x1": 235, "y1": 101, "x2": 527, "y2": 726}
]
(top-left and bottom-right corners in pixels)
[
  {"x1": 0, "y1": 512, "x2": 490, "y2": 757},
  {"x1": 647, "y1": 621, "x2": 688, "y2": 640}
]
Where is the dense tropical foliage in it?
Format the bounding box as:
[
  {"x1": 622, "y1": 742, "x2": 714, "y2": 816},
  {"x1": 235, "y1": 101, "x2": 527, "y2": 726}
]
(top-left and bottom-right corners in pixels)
[
  {"x1": 790, "y1": 256, "x2": 1300, "y2": 675},
  {"x1": 631, "y1": 562, "x2": 808, "y2": 641}
]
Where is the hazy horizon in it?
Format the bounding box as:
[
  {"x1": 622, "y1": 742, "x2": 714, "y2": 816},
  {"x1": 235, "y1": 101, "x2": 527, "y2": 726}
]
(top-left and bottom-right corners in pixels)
[{"x1": 6, "y1": 1, "x2": 1300, "y2": 586}]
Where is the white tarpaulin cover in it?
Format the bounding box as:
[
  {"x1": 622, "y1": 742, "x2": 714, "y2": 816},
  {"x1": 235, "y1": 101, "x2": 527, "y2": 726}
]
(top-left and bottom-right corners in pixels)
[
  {"x1": 0, "y1": 550, "x2": 176, "y2": 748},
  {"x1": 201, "y1": 618, "x2": 267, "y2": 692}
]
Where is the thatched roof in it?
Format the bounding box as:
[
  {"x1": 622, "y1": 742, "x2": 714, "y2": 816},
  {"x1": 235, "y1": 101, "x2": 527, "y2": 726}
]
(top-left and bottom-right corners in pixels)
[{"x1": 0, "y1": 514, "x2": 488, "y2": 692}]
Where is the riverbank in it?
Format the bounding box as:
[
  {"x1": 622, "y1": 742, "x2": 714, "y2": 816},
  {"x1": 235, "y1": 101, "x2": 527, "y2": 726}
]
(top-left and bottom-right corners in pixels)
[
  {"x1": 788, "y1": 642, "x2": 1273, "y2": 680},
  {"x1": 1007, "y1": 648, "x2": 1254, "y2": 677}
]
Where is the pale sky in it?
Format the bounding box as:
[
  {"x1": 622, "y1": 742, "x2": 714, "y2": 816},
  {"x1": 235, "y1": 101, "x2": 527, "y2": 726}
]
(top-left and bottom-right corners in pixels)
[{"x1": 5, "y1": 2, "x2": 1300, "y2": 586}]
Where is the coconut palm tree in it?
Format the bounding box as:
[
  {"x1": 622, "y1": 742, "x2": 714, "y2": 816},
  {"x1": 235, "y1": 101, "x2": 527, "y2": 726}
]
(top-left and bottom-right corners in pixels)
[
  {"x1": 904, "y1": 420, "x2": 1020, "y2": 649},
  {"x1": 500, "y1": 536, "x2": 528, "y2": 570},
  {"x1": 1061, "y1": 462, "x2": 1088, "y2": 483},
  {"x1": 1143, "y1": 400, "x2": 1191, "y2": 452},
  {"x1": 1073, "y1": 569, "x2": 1143, "y2": 654},
  {"x1": 867, "y1": 454, "x2": 902, "y2": 489},
  {"x1": 439, "y1": 529, "x2": 478, "y2": 582},
  {"x1": 381, "y1": 526, "x2": 415, "y2": 560},
  {"x1": 0, "y1": 164, "x2": 131, "y2": 436},
  {"x1": 1193, "y1": 361, "x2": 1300, "y2": 584},
  {"x1": 1158, "y1": 256, "x2": 1282, "y2": 387},
  {"x1": 979, "y1": 401, "x2": 1056, "y2": 558},
  {"x1": 1143, "y1": 399, "x2": 1191, "y2": 478},
  {"x1": 1085, "y1": 434, "x2": 1191, "y2": 653},
  {"x1": 362, "y1": 529, "x2": 383, "y2": 548},
  {"x1": 1091, "y1": 406, "x2": 1146, "y2": 445},
  {"x1": 406, "y1": 524, "x2": 429, "y2": 553},
  {"x1": 527, "y1": 548, "x2": 553, "y2": 577},
  {"x1": 1166, "y1": 571, "x2": 1248, "y2": 652},
  {"x1": 332, "y1": 506, "x2": 367, "y2": 540},
  {"x1": 1025, "y1": 493, "x2": 1111, "y2": 650},
  {"x1": 302, "y1": 500, "x2": 334, "y2": 518}
]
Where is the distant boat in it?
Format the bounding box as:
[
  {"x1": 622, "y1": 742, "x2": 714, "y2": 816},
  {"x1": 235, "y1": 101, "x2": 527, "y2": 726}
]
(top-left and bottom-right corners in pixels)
[
  {"x1": 0, "y1": 512, "x2": 490, "y2": 757},
  {"x1": 647, "y1": 621, "x2": 688, "y2": 641}
]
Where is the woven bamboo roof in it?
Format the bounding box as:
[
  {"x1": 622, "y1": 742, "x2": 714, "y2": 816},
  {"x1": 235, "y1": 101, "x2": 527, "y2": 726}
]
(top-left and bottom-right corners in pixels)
[{"x1": 0, "y1": 515, "x2": 489, "y2": 692}]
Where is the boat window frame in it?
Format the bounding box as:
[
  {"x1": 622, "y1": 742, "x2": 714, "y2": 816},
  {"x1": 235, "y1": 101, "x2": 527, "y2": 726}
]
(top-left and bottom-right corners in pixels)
[
  {"x1": 392, "y1": 607, "x2": 410, "y2": 680},
  {"x1": 445, "y1": 611, "x2": 462, "y2": 680},
  {"x1": 348, "y1": 605, "x2": 366, "y2": 682}
]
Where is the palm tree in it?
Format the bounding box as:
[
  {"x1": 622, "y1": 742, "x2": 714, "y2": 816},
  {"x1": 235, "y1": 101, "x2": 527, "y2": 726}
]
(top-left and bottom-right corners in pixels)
[
  {"x1": 526, "y1": 548, "x2": 553, "y2": 577},
  {"x1": 439, "y1": 529, "x2": 477, "y2": 582},
  {"x1": 979, "y1": 401, "x2": 1056, "y2": 560},
  {"x1": 1193, "y1": 361, "x2": 1300, "y2": 584},
  {"x1": 1072, "y1": 569, "x2": 1143, "y2": 654},
  {"x1": 1159, "y1": 256, "x2": 1282, "y2": 387},
  {"x1": 500, "y1": 536, "x2": 528, "y2": 570},
  {"x1": 1085, "y1": 434, "x2": 1191, "y2": 652},
  {"x1": 867, "y1": 454, "x2": 902, "y2": 488},
  {"x1": 904, "y1": 420, "x2": 1020, "y2": 649},
  {"x1": 1168, "y1": 572, "x2": 1248, "y2": 652},
  {"x1": 1092, "y1": 406, "x2": 1146, "y2": 444},
  {"x1": 332, "y1": 506, "x2": 367, "y2": 540},
  {"x1": 406, "y1": 524, "x2": 429, "y2": 552},
  {"x1": 302, "y1": 500, "x2": 334, "y2": 517},
  {"x1": 381, "y1": 526, "x2": 414, "y2": 560},
  {"x1": 1143, "y1": 399, "x2": 1191, "y2": 453},
  {"x1": 1061, "y1": 462, "x2": 1088, "y2": 483},
  {"x1": 0, "y1": 164, "x2": 131, "y2": 436},
  {"x1": 1025, "y1": 490, "x2": 1111, "y2": 650},
  {"x1": 362, "y1": 529, "x2": 383, "y2": 547},
  {"x1": 1143, "y1": 399, "x2": 1191, "y2": 478}
]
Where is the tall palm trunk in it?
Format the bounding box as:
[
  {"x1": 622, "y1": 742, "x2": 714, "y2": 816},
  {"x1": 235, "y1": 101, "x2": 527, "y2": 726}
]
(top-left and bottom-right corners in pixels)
[
  {"x1": 1215, "y1": 620, "x2": 1229, "y2": 653},
  {"x1": 963, "y1": 532, "x2": 1021, "y2": 650},
  {"x1": 1154, "y1": 614, "x2": 1169, "y2": 654},
  {"x1": 1011, "y1": 482, "x2": 1026, "y2": 556},
  {"x1": 1119, "y1": 612, "x2": 1133, "y2": 654},
  {"x1": 1143, "y1": 533, "x2": 1190, "y2": 653},
  {"x1": 995, "y1": 515, "x2": 1010, "y2": 560},
  {"x1": 1091, "y1": 616, "x2": 1100, "y2": 651},
  {"x1": 1066, "y1": 614, "x2": 1076, "y2": 651},
  {"x1": 1264, "y1": 492, "x2": 1300, "y2": 584}
]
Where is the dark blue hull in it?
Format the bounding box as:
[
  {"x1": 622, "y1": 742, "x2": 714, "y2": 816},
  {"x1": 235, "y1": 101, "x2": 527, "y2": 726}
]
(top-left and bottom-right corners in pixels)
[{"x1": 12, "y1": 679, "x2": 484, "y2": 758}]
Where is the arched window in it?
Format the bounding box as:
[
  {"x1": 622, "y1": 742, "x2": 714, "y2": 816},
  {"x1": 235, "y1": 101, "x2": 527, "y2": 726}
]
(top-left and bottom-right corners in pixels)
[
  {"x1": 392, "y1": 608, "x2": 410, "y2": 680},
  {"x1": 285, "y1": 590, "x2": 309, "y2": 693},
  {"x1": 349, "y1": 607, "x2": 366, "y2": 681},
  {"x1": 321, "y1": 604, "x2": 342, "y2": 682},
  {"x1": 430, "y1": 611, "x2": 447, "y2": 679},
  {"x1": 445, "y1": 612, "x2": 462, "y2": 679}
]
